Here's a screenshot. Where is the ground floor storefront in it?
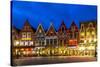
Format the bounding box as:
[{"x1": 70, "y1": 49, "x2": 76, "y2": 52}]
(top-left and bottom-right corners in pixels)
[{"x1": 12, "y1": 46, "x2": 96, "y2": 58}]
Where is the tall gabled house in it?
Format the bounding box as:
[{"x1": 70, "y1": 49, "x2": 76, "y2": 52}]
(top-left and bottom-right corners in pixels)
[
  {"x1": 19, "y1": 20, "x2": 35, "y2": 46},
  {"x1": 58, "y1": 21, "x2": 67, "y2": 46},
  {"x1": 35, "y1": 24, "x2": 46, "y2": 48},
  {"x1": 79, "y1": 20, "x2": 97, "y2": 56},
  {"x1": 68, "y1": 21, "x2": 79, "y2": 47},
  {"x1": 46, "y1": 23, "x2": 58, "y2": 47},
  {"x1": 13, "y1": 20, "x2": 35, "y2": 57},
  {"x1": 79, "y1": 23, "x2": 86, "y2": 45},
  {"x1": 80, "y1": 20, "x2": 97, "y2": 45}
]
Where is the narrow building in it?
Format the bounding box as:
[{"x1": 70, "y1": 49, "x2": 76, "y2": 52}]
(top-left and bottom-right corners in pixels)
[
  {"x1": 35, "y1": 24, "x2": 46, "y2": 49},
  {"x1": 13, "y1": 20, "x2": 35, "y2": 57},
  {"x1": 46, "y1": 23, "x2": 58, "y2": 47},
  {"x1": 68, "y1": 21, "x2": 79, "y2": 47},
  {"x1": 58, "y1": 21, "x2": 67, "y2": 47},
  {"x1": 79, "y1": 20, "x2": 97, "y2": 56}
]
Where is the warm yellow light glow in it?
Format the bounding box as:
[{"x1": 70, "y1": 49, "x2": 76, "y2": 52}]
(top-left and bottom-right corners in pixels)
[
  {"x1": 21, "y1": 38, "x2": 31, "y2": 40},
  {"x1": 64, "y1": 50, "x2": 66, "y2": 53},
  {"x1": 84, "y1": 40, "x2": 87, "y2": 43},
  {"x1": 94, "y1": 38, "x2": 97, "y2": 42},
  {"x1": 81, "y1": 32, "x2": 85, "y2": 36},
  {"x1": 79, "y1": 46, "x2": 85, "y2": 50},
  {"x1": 92, "y1": 31, "x2": 95, "y2": 35},
  {"x1": 15, "y1": 40, "x2": 19, "y2": 46},
  {"x1": 21, "y1": 48, "x2": 24, "y2": 51},
  {"x1": 18, "y1": 52, "x2": 20, "y2": 55},
  {"x1": 60, "y1": 51, "x2": 62, "y2": 53},
  {"x1": 89, "y1": 38, "x2": 92, "y2": 43},
  {"x1": 86, "y1": 32, "x2": 90, "y2": 36},
  {"x1": 88, "y1": 46, "x2": 95, "y2": 50},
  {"x1": 37, "y1": 51, "x2": 39, "y2": 54},
  {"x1": 15, "y1": 49, "x2": 18, "y2": 53},
  {"x1": 23, "y1": 51, "x2": 26, "y2": 55},
  {"x1": 39, "y1": 29, "x2": 42, "y2": 33}
]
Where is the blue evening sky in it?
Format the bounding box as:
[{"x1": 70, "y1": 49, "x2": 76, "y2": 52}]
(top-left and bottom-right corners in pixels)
[{"x1": 11, "y1": 1, "x2": 97, "y2": 30}]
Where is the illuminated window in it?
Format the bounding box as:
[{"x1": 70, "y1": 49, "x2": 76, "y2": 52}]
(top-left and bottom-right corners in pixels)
[
  {"x1": 20, "y1": 41, "x2": 24, "y2": 46},
  {"x1": 39, "y1": 29, "x2": 42, "y2": 33},
  {"x1": 86, "y1": 31, "x2": 90, "y2": 36},
  {"x1": 27, "y1": 32, "x2": 31, "y2": 38},
  {"x1": 94, "y1": 38, "x2": 97, "y2": 42},
  {"x1": 15, "y1": 49, "x2": 18, "y2": 54},
  {"x1": 92, "y1": 31, "x2": 95, "y2": 35},
  {"x1": 25, "y1": 41, "x2": 28, "y2": 46},
  {"x1": 15, "y1": 40, "x2": 19, "y2": 46},
  {"x1": 81, "y1": 32, "x2": 85, "y2": 36},
  {"x1": 29, "y1": 41, "x2": 33, "y2": 46},
  {"x1": 21, "y1": 48, "x2": 24, "y2": 51},
  {"x1": 22, "y1": 32, "x2": 26, "y2": 38}
]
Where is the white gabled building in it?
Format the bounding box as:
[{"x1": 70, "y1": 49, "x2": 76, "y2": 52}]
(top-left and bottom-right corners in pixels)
[
  {"x1": 35, "y1": 24, "x2": 46, "y2": 48},
  {"x1": 45, "y1": 23, "x2": 58, "y2": 47}
]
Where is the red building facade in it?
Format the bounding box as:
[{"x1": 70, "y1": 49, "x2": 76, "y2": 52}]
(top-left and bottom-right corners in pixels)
[{"x1": 68, "y1": 21, "x2": 79, "y2": 47}]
